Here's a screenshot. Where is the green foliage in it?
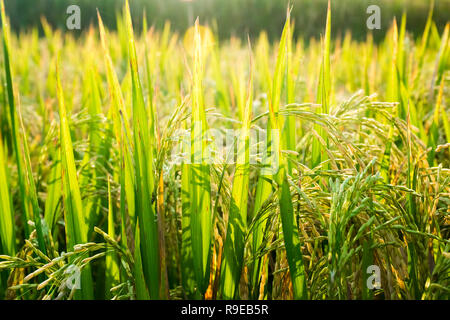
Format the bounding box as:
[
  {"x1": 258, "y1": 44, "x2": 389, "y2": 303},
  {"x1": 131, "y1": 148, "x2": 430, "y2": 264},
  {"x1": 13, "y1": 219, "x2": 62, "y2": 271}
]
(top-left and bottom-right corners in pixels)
[{"x1": 0, "y1": 0, "x2": 448, "y2": 301}]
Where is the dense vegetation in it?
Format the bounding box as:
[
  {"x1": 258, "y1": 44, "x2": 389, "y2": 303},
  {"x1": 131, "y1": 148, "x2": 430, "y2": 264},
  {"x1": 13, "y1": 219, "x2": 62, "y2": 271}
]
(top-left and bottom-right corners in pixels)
[{"x1": 0, "y1": 0, "x2": 449, "y2": 300}]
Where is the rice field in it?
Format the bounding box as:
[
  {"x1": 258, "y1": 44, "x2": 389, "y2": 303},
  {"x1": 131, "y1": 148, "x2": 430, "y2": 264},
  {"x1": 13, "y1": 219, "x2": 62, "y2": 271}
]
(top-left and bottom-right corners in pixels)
[{"x1": 0, "y1": 0, "x2": 449, "y2": 300}]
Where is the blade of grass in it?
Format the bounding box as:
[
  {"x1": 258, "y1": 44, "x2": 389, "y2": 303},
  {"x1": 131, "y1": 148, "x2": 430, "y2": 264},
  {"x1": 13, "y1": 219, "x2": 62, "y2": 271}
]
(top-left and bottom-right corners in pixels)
[
  {"x1": 220, "y1": 39, "x2": 253, "y2": 299},
  {"x1": 56, "y1": 58, "x2": 94, "y2": 300},
  {"x1": 381, "y1": 19, "x2": 399, "y2": 183},
  {"x1": 134, "y1": 221, "x2": 150, "y2": 300},
  {"x1": 2, "y1": 0, "x2": 47, "y2": 255},
  {"x1": 406, "y1": 106, "x2": 419, "y2": 299},
  {"x1": 190, "y1": 18, "x2": 212, "y2": 295},
  {"x1": 284, "y1": 17, "x2": 296, "y2": 174},
  {"x1": 43, "y1": 141, "x2": 61, "y2": 232},
  {"x1": 311, "y1": 0, "x2": 331, "y2": 170},
  {"x1": 250, "y1": 7, "x2": 290, "y2": 298},
  {"x1": 17, "y1": 99, "x2": 47, "y2": 255},
  {"x1": 124, "y1": 0, "x2": 162, "y2": 299},
  {"x1": 181, "y1": 119, "x2": 198, "y2": 298},
  {"x1": 105, "y1": 178, "x2": 120, "y2": 299},
  {"x1": 0, "y1": 134, "x2": 15, "y2": 256},
  {"x1": 276, "y1": 6, "x2": 309, "y2": 300},
  {"x1": 1, "y1": 0, "x2": 33, "y2": 237},
  {"x1": 276, "y1": 174, "x2": 307, "y2": 299},
  {"x1": 97, "y1": 10, "x2": 136, "y2": 233}
]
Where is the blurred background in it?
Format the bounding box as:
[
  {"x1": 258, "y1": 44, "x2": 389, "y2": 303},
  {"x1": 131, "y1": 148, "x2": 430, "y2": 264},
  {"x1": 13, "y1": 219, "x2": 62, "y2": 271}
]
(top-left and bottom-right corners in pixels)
[{"x1": 4, "y1": 0, "x2": 450, "y2": 41}]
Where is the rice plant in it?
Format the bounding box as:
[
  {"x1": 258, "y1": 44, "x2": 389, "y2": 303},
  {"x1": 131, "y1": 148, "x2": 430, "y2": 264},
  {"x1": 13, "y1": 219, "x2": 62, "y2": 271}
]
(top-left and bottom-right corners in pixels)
[{"x1": 0, "y1": 0, "x2": 449, "y2": 300}]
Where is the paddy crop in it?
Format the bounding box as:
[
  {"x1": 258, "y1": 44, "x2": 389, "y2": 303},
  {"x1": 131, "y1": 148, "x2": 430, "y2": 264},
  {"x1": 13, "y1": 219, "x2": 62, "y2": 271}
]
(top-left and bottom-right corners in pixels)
[{"x1": 0, "y1": 0, "x2": 448, "y2": 300}]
